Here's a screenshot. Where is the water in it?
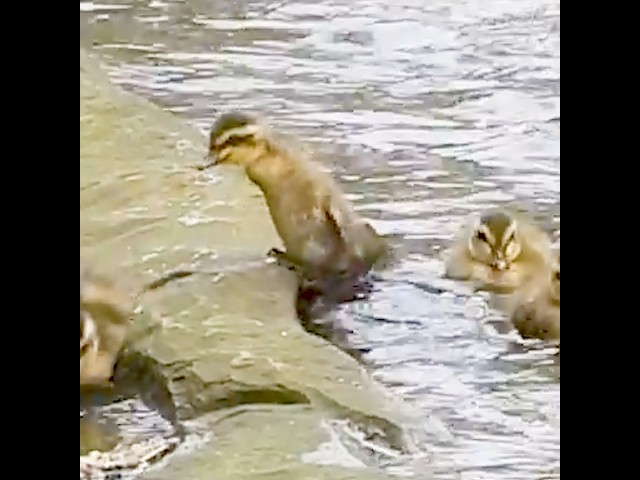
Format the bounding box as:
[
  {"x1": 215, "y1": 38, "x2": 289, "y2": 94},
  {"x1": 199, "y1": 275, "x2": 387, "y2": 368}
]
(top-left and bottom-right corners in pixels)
[{"x1": 80, "y1": 1, "x2": 560, "y2": 479}]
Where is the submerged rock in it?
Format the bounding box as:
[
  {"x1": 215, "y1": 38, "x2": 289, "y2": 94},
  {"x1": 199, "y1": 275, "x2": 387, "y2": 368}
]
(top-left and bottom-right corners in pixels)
[
  {"x1": 141, "y1": 406, "x2": 398, "y2": 480},
  {"x1": 80, "y1": 47, "x2": 425, "y2": 479}
]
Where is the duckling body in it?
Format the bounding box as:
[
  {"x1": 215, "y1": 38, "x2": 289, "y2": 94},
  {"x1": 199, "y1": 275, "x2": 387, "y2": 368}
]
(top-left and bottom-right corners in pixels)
[
  {"x1": 444, "y1": 209, "x2": 554, "y2": 293},
  {"x1": 80, "y1": 269, "x2": 133, "y2": 387},
  {"x1": 204, "y1": 111, "x2": 387, "y2": 277},
  {"x1": 509, "y1": 258, "x2": 560, "y2": 341}
]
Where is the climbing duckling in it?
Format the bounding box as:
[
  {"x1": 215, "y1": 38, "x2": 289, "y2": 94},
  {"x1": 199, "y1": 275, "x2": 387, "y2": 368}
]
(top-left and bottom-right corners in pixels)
[
  {"x1": 80, "y1": 269, "x2": 133, "y2": 387},
  {"x1": 201, "y1": 111, "x2": 388, "y2": 279},
  {"x1": 508, "y1": 255, "x2": 560, "y2": 341},
  {"x1": 444, "y1": 209, "x2": 554, "y2": 293}
]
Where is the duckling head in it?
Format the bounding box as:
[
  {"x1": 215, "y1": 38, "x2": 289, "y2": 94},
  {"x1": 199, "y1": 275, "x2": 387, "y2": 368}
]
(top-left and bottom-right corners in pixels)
[
  {"x1": 204, "y1": 111, "x2": 270, "y2": 169},
  {"x1": 80, "y1": 312, "x2": 107, "y2": 386},
  {"x1": 80, "y1": 270, "x2": 133, "y2": 387},
  {"x1": 80, "y1": 269, "x2": 133, "y2": 320},
  {"x1": 468, "y1": 210, "x2": 522, "y2": 271}
]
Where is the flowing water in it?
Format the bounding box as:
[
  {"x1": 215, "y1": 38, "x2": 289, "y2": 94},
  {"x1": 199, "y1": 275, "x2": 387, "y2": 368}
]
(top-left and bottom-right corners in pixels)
[{"x1": 80, "y1": 1, "x2": 560, "y2": 479}]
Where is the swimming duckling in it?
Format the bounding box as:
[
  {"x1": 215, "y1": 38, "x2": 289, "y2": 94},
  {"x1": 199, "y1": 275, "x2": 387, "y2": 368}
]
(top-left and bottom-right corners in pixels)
[
  {"x1": 80, "y1": 269, "x2": 133, "y2": 387},
  {"x1": 444, "y1": 209, "x2": 554, "y2": 293},
  {"x1": 201, "y1": 111, "x2": 388, "y2": 279},
  {"x1": 509, "y1": 256, "x2": 560, "y2": 341}
]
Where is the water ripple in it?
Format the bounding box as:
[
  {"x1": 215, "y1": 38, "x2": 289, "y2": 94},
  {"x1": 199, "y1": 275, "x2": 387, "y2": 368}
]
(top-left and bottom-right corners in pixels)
[{"x1": 81, "y1": 0, "x2": 560, "y2": 478}]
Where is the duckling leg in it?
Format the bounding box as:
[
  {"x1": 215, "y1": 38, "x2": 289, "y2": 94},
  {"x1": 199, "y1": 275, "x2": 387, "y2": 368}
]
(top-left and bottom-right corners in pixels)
[{"x1": 267, "y1": 248, "x2": 303, "y2": 272}]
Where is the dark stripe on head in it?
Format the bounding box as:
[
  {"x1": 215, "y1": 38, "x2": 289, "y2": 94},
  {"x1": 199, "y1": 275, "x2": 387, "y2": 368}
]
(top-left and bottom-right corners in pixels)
[
  {"x1": 479, "y1": 210, "x2": 516, "y2": 246},
  {"x1": 209, "y1": 111, "x2": 262, "y2": 150}
]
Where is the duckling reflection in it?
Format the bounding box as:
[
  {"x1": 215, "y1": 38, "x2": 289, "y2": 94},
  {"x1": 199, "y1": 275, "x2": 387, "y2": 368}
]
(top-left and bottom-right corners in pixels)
[
  {"x1": 80, "y1": 269, "x2": 133, "y2": 387},
  {"x1": 444, "y1": 209, "x2": 554, "y2": 293}
]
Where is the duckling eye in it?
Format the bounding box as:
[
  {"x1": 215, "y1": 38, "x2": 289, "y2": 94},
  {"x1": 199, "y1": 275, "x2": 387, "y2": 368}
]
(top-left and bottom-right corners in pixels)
[
  {"x1": 554, "y1": 270, "x2": 560, "y2": 282},
  {"x1": 476, "y1": 231, "x2": 488, "y2": 243},
  {"x1": 505, "y1": 233, "x2": 516, "y2": 245},
  {"x1": 218, "y1": 134, "x2": 252, "y2": 150}
]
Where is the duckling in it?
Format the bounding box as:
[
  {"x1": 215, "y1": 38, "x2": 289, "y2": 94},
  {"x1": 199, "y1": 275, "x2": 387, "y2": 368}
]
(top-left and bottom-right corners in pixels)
[
  {"x1": 509, "y1": 256, "x2": 560, "y2": 341},
  {"x1": 80, "y1": 269, "x2": 133, "y2": 387},
  {"x1": 444, "y1": 209, "x2": 554, "y2": 293},
  {"x1": 201, "y1": 111, "x2": 388, "y2": 279}
]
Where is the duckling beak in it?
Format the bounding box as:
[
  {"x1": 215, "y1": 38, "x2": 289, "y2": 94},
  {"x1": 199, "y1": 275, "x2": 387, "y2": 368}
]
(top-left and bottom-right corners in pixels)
[
  {"x1": 493, "y1": 258, "x2": 508, "y2": 271},
  {"x1": 196, "y1": 153, "x2": 216, "y2": 171}
]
